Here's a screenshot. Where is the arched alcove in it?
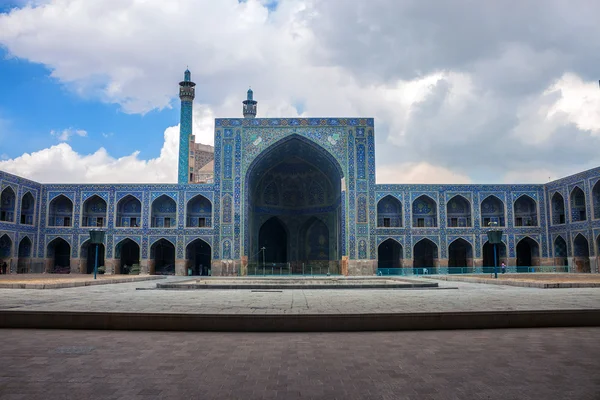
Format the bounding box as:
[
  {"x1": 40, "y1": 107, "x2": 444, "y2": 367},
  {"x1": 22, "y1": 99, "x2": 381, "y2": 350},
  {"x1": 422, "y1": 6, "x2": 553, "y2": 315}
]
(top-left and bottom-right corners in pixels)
[
  {"x1": 246, "y1": 135, "x2": 343, "y2": 269},
  {"x1": 516, "y1": 237, "x2": 540, "y2": 267},
  {"x1": 482, "y1": 241, "x2": 507, "y2": 268},
  {"x1": 20, "y1": 192, "x2": 35, "y2": 225},
  {"x1": 553, "y1": 236, "x2": 568, "y2": 266},
  {"x1": 412, "y1": 195, "x2": 437, "y2": 228},
  {"x1": 480, "y1": 195, "x2": 505, "y2": 227},
  {"x1": 186, "y1": 239, "x2": 211, "y2": 276},
  {"x1": 551, "y1": 193, "x2": 565, "y2": 225},
  {"x1": 0, "y1": 187, "x2": 16, "y2": 222},
  {"x1": 48, "y1": 195, "x2": 73, "y2": 227},
  {"x1": 115, "y1": 239, "x2": 140, "y2": 274},
  {"x1": 150, "y1": 239, "x2": 175, "y2": 275},
  {"x1": 81, "y1": 240, "x2": 106, "y2": 274},
  {"x1": 377, "y1": 239, "x2": 403, "y2": 270},
  {"x1": 377, "y1": 196, "x2": 402, "y2": 227},
  {"x1": 82, "y1": 195, "x2": 107, "y2": 227},
  {"x1": 448, "y1": 239, "x2": 473, "y2": 269},
  {"x1": 413, "y1": 239, "x2": 438, "y2": 273},
  {"x1": 446, "y1": 196, "x2": 471, "y2": 227},
  {"x1": 151, "y1": 195, "x2": 177, "y2": 228},
  {"x1": 514, "y1": 196, "x2": 537, "y2": 227},
  {"x1": 593, "y1": 182, "x2": 600, "y2": 219},
  {"x1": 572, "y1": 234, "x2": 590, "y2": 273},
  {"x1": 116, "y1": 195, "x2": 141, "y2": 227},
  {"x1": 17, "y1": 236, "x2": 32, "y2": 273},
  {"x1": 570, "y1": 187, "x2": 586, "y2": 222},
  {"x1": 47, "y1": 238, "x2": 70, "y2": 273},
  {"x1": 186, "y1": 195, "x2": 212, "y2": 227}
]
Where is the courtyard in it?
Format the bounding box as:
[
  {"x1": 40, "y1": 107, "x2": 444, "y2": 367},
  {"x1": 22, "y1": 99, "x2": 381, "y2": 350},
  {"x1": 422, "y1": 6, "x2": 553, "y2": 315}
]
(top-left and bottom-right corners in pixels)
[{"x1": 0, "y1": 327, "x2": 598, "y2": 399}]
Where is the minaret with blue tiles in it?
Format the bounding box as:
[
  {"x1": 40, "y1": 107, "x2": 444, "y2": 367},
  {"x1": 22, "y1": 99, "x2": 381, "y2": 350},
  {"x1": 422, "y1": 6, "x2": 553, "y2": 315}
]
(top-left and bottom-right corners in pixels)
[
  {"x1": 242, "y1": 88, "x2": 257, "y2": 118},
  {"x1": 178, "y1": 69, "x2": 196, "y2": 184}
]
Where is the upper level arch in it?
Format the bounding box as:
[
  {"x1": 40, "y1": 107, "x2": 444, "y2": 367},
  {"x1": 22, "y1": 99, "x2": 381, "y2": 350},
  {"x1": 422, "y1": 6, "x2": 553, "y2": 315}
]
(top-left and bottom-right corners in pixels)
[
  {"x1": 151, "y1": 195, "x2": 177, "y2": 228},
  {"x1": 569, "y1": 186, "x2": 586, "y2": 222},
  {"x1": 446, "y1": 195, "x2": 471, "y2": 227},
  {"x1": 551, "y1": 192, "x2": 565, "y2": 225},
  {"x1": 186, "y1": 194, "x2": 212, "y2": 228},
  {"x1": 377, "y1": 195, "x2": 402, "y2": 227},
  {"x1": 116, "y1": 194, "x2": 141, "y2": 228},
  {"x1": 480, "y1": 195, "x2": 505, "y2": 227},
  {"x1": 0, "y1": 186, "x2": 16, "y2": 222},
  {"x1": 513, "y1": 195, "x2": 537, "y2": 227},
  {"x1": 412, "y1": 195, "x2": 437, "y2": 228},
  {"x1": 48, "y1": 195, "x2": 73, "y2": 227},
  {"x1": 593, "y1": 181, "x2": 600, "y2": 220},
  {"x1": 82, "y1": 195, "x2": 107, "y2": 227},
  {"x1": 20, "y1": 191, "x2": 35, "y2": 225}
]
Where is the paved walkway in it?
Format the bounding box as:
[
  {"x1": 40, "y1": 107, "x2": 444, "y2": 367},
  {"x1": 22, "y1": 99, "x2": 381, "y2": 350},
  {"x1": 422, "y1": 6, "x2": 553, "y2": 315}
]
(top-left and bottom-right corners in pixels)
[
  {"x1": 0, "y1": 328, "x2": 598, "y2": 399},
  {"x1": 0, "y1": 277, "x2": 598, "y2": 315}
]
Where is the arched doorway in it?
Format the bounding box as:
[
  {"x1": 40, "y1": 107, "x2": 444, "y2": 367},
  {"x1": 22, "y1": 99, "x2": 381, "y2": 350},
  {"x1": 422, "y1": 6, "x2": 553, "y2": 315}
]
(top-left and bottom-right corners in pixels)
[
  {"x1": 47, "y1": 238, "x2": 70, "y2": 273},
  {"x1": 17, "y1": 236, "x2": 32, "y2": 273},
  {"x1": 448, "y1": 239, "x2": 473, "y2": 272},
  {"x1": 377, "y1": 239, "x2": 403, "y2": 270},
  {"x1": 573, "y1": 234, "x2": 590, "y2": 273},
  {"x1": 246, "y1": 135, "x2": 343, "y2": 270},
  {"x1": 0, "y1": 187, "x2": 16, "y2": 222},
  {"x1": 377, "y1": 196, "x2": 402, "y2": 227},
  {"x1": 516, "y1": 237, "x2": 540, "y2": 269},
  {"x1": 413, "y1": 239, "x2": 438, "y2": 273},
  {"x1": 115, "y1": 239, "x2": 140, "y2": 274},
  {"x1": 0, "y1": 234, "x2": 12, "y2": 273},
  {"x1": 482, "y1": 241, "x2": 507, "y2": 269},
  {"x1": 570, "y1": 187, "x2": 587, "y2": 222},
  {"x1": 553, "y1": 236, "x2": 568, "y2": 267},
  {"x1": 551, "y1": 193, "x2": 565, "y2": 225},
  {"x1": 82, "y1": 241, "x2": 105, "y2": 274},
  {"x1": 150, "y1": 239, "x2": 175, "y2": 275},
  {"x1": 186, "y1": 239, "x2": 211, "y2": 276},
  {"x1": 258, "y1": 217, "x2": 288, "y2": 265}
]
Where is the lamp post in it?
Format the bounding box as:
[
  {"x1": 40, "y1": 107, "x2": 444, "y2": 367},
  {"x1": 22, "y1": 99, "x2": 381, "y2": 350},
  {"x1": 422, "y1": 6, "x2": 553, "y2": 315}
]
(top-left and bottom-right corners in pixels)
[
  {"x1": 89, "y1": 229, "x2": 105, "y2": 280},
  {"x1": 261, "y1": 247, "x2": 266, "y2": 276},
  {"x1": 487, "y1": 222, "x2": 503, "y2": 279}
]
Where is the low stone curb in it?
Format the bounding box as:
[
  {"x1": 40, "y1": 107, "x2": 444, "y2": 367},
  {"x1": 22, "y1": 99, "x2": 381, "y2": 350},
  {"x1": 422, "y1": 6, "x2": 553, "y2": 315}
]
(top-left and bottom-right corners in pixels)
[
  {"x1": 0, "y1": 309, "x2": 598, "y2": 331},
  {"x1": 425, "y1": 275, "x2": 600, "y2": 288},
  {"x1": 0, "y1": 275, "x2": 165, "y2": 289},
  {"x1": 156, "y1": 282, "x2": 439, "y2": 290}
]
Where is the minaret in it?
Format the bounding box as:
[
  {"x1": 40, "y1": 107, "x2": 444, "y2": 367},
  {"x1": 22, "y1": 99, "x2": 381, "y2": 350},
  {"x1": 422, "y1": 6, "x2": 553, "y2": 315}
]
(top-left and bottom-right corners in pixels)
[
  {"x1": 178, "y1": 69, "x2": 196, "y2": 184},
  {"x1": 242, "y1": 88, "x2": 257, "y2": 118}
]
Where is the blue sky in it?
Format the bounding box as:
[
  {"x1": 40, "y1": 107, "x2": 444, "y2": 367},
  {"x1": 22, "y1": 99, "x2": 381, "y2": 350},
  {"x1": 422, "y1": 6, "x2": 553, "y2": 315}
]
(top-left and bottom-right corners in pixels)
[{"x1": 0, "y1": 46, "x2": 179, "y2": 160}]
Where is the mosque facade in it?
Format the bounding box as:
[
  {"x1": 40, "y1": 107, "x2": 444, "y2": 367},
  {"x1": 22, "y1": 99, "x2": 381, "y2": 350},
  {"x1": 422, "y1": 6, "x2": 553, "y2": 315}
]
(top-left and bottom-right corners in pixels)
[{"x1": 0, "y1": 70, "x2": 599, "y2": 276}]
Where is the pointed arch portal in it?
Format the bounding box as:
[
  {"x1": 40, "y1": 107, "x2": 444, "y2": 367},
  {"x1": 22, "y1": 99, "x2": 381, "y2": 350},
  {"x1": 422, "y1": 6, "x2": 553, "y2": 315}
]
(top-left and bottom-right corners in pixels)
[{"x1": 246, "y1": 135, "x2": 343, "y2": 272}]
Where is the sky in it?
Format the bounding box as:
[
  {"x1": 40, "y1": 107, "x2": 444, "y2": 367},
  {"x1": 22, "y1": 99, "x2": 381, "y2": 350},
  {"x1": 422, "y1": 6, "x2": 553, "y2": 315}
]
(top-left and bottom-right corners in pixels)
[{"x1": 0, "y1": 0, "x2": 599, "y2": 184}]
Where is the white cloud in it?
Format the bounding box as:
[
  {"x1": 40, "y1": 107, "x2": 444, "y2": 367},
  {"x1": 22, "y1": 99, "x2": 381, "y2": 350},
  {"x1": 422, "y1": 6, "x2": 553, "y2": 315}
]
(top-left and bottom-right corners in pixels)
[
  {"x1": 0, "y1": 0, "x2": 599, "y2": 184},
  {"x1": 377, "y1": 162, "x2": 471, "y2": 184},
  {"x1": 101, "y1": 132, "x2": 114, "y2": 138},
  {"x1": 50, "y1": 127, "x2": 87, "y2": 142},
  {"x1": 1, "y1": 125, "x2": 178, "y2": 183}
]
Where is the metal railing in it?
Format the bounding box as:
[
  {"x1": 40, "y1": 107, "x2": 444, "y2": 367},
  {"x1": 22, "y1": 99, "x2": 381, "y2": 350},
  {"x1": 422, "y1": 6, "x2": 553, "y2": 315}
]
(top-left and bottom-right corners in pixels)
[
  {"x1": 377, "y1": 265, "x2": 570, "y2": 276},
  {"x1": 246, "y1": 262, "x2": 342, "y2": 276}
]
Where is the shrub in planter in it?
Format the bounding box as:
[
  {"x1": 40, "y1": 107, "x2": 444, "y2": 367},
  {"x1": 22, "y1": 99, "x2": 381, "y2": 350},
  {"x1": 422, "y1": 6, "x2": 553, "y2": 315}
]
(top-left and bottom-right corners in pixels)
[{"x1": 97, "y1": 265, "x2": 106, "y2": 274}]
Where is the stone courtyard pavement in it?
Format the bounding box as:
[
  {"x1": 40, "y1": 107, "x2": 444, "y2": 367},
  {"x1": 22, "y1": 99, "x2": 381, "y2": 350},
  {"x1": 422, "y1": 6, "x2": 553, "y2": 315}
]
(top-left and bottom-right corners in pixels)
[
  {"x1": 0, "y1": 277, "x2": 599, "y2": 314},
  {"x1": 0, "y1": 327, "x2": 598, "y2": 399}
]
